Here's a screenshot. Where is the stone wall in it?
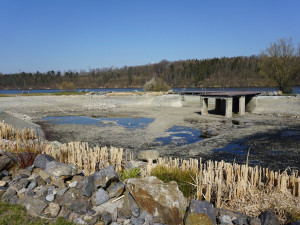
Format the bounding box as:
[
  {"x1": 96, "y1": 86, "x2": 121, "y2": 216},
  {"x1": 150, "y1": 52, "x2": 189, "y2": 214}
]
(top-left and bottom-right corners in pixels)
[{"x1": 0, "y1": 154, "x2": 289, "y2": 225}]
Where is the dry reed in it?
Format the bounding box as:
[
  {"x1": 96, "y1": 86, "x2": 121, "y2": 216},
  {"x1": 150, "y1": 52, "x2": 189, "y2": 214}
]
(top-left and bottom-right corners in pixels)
[
  {"x1": 44, "y1": 142, "x2": 125, "y2": 175},
  {"x1": 147, "y1": 157, "x2": 300, "y2": 223}
]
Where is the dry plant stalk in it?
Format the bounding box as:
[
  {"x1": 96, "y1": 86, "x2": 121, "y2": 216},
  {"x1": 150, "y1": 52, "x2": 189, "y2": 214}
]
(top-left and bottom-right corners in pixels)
[
  {"x1": 44, "y1": 142, "x2": 126, "y2": 174},
  {"x1": 149, "y1": 157, "x2": 300, "y2": 223}
]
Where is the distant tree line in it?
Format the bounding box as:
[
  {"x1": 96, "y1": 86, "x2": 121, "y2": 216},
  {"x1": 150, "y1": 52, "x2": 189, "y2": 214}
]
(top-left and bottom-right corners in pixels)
[{"x1": 1, "y1": 55, "x2": 299, "y2": 91}]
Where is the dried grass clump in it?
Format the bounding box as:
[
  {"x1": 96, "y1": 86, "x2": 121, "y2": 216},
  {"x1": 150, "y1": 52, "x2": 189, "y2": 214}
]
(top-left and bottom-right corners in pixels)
[
  {"x1": 0, "y1": 121, "x2": 37, "y2": 142},
  {"x1": 146, "y1": 157, "x2": 300, "y2": 224},
  {"x1": 0, "y1": 121, "x2": 44, "y2": 168},
  {"x1": 44, "y1": 142, "x2": 129, "y2": 175},
  {"x1": 226, "y1": 187, "x2": 300, "y2": 224}
]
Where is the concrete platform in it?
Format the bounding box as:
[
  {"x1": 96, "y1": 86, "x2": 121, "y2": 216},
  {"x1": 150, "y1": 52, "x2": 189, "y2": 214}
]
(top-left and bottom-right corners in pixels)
[{"x1": 181, "y1": 91, "x2": 261, "y2": 118}]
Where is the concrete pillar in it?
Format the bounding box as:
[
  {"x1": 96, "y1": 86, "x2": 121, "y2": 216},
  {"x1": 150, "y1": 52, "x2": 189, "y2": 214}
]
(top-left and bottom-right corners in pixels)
[
  {"x1": 225, "y1": 97, "x2": 233, "y2": 118},
  {"x1": 201, "y1": 97, "x2": 208, "y2": 115},
  {"x1": 239, "y1": 96, "x2": 245, "y2": 116},
  {"x1": 215, "y1": 98, "x2": 222, "y2": 114},
  {"x1": 245, "y1": 96, "x2": 257, "y2": 112}
]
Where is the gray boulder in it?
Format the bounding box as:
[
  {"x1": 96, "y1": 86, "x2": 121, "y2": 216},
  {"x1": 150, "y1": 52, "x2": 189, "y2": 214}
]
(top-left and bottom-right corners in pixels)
[
  {"x1": 33, "y1": 154, "x2": 55, "y2": 170},
  {"x1": 0, "y1": 156, "x2": 12, "y2": 172},
  {"x1": 93, "y1": 165, "x2": 118, "y2": 189},
  {"x1": 45, "y1": 161, "x2": 81, "y2": 180},
  {"x1": 73, "y1": 217, "x2": 87, "y2": 225},
  {"x1": 1, "y1": 188, "x2": 18, "y2": 204},
  {"x1": 19, "y1": 195, "x2": 48, "y2": 215},
  {"x1": 138, "y1": 210, "x2": 153, "y2": 224},
  {"x1": 28, "y1": 180, "x2": 37, "y2": 190},
  {"x1": 126, "y1": 176, "x2": 187, "y2": 225},
  {"x1": 118, "y1": 208, "x2": 132, "y2": 219},
  {"x1": 218, "y1": 214, "x2": 233, "y2": 225},
  {"x1": 13, "y1": 178, "x2": 29, "y2": 191},
  {"x1": 107, "y1": 181, "x2": 125, "y2": 198},
  {"x1": 259, "y1": 210, "x2": 280, "y2": 225},
  {"x1": 184, "y1": 200, "x2": 216, "y2": 225},
  {"x1": 44, "y1": 202, "x2": 61, "y2": 217},
  {"x1": 56, "y1": 188, "x2": 81, "y2": 206},
  {"x1": 248, "y1": 217, "x2": 261, "y2": 225},
  {"x1": 137, "y1": 150, "x2": 159, "y2": 162},
  {"x1": 68, "y1": 197, "x2": 92, "y2": 215},
  {"x1": 216, "y1": 208, "x2": 249, "y2": 224},
  {"x1": 92, "y1": 188, "x2": 110, "y2": 206},
  {"x1": 102, "y1": 211, "x2": 112, "y2": 225},
  {"x1": 233, "y1": 218, "x2": 248, "y2": 225},
  {"x1": 124, "y1": 190, "x2": 139, "y2": 213},
  {"x1": 92, "y1": 194, "x2": 124, "y2": 222},
  {"x1": 131, "y1": 218, "x2": 145, "y2": 225},
  {"x1": 80, "y1": 175, "x2": 94, "y2": 197}
]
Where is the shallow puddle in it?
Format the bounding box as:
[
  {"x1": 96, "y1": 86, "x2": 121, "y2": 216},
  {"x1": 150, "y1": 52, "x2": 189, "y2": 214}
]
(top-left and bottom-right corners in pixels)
[
  {"x1": 211, "y1": 139, "x2": 249, "y2": 155},
  {"x1": 42, "y1": 116, "x2": 154, "y2": 129},
  {"x1": 155, "y1": 126, "x2": 202, "y2": 146}
]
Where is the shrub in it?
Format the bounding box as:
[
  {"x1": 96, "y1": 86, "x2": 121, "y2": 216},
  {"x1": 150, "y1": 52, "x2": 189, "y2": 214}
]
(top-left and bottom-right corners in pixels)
[
  {"x1": 143, "y1": 78, "x2": 171, "y2": 92},
  {"x1": 60, "y1": 81, "x2": 76, "y2": 92}
]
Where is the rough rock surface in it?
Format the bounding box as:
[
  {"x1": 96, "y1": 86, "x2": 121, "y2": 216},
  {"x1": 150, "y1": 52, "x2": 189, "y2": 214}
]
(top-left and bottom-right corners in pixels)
[
  {"x1": 259, "y1": 210, "x2": 280, "y2": 225},
  {"x1": 45, "y1": 161, "x2": 81, "y2": 180},
  {"x1": 126, "y1": 176, "x2": 187, "y2": 225},
  {"x1": 0, "y1": 156, "x2": 12, "y2": 171},
  {"x1": 184, "y1": 200, "x2": 216, "y2": 225},
  {"x1": 0, "y1": 152, "x2": 285, "y2": 225},
  {"x1": 92, "y1": 188, "x2": 110, "y2": 206},
  {"x1": 19, "y1": 195, "x2": 48, "y2": 215},
  {"x1": 80, "y1": 175, "x2": 94, "y2": 197},
  {"x1": 93, "y1": 165, "x2": 118, "y2": 189},
  {"x1": 137, "y1": 150, "x2": 160, "y2": 162},
  {"x1": 33, "y1": 154, "x2": 55, "y2": 170},
  {"x1": 107, "y1": 181, "x2": 125, "y2": 198}
]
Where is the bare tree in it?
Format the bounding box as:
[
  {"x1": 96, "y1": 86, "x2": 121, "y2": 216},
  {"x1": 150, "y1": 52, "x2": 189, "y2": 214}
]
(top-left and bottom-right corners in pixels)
[{"x1": 260, "y1": 38, "x2": 300, "y2": 93}]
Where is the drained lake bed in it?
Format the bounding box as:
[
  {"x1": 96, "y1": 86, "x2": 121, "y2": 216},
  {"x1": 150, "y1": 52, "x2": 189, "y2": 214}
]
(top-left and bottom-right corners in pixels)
[{"x1": 0, "y1": 94, "x2": 300, "y2": 171}]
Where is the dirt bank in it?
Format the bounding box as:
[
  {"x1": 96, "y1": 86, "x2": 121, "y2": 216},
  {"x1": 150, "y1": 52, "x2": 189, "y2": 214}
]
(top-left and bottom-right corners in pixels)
[{"x1": 0, "y1": 94, "x2": 299, "y2": 171}]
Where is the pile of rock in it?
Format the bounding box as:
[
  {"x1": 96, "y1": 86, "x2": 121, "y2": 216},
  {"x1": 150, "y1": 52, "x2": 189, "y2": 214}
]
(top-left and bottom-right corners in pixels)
[{"x1": 0, "y1": 154, "x2": 296, "y2": 225}]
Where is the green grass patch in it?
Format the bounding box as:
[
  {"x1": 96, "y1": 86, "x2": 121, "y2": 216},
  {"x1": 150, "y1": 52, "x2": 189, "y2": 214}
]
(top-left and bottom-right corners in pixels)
[
  {"x1": 53, "y1": 92, "x2": 87, "y2": 96},
  {"x1": 15, "y1": 92, "x2": 87, "y2": 96},
  {"x1": 0, "y1": 201, "x2": 74, "y2": 225},
  {"x1": 150, "y1": 165, "x2": 196, "y2": 198},
  {"x1": 0, "y1": 93, "x2": 84, "y2": 97},
  {"x1": 0, "y1": 94, "x2": 11, "y2": 97},
  {"x1": 119, "y1": 167, "x2": 140, "y2": 181}
]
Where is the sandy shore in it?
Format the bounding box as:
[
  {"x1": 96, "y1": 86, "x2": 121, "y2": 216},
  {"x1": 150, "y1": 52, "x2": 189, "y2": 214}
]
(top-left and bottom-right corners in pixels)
[{"x1": 0, "y1": 93, "x2": 299, "y2": 170}]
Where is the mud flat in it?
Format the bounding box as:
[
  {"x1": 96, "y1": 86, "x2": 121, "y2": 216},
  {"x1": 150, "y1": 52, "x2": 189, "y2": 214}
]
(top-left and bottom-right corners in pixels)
[{"x1": 0, "y1": 93, "x2": 300, "y2": 171}]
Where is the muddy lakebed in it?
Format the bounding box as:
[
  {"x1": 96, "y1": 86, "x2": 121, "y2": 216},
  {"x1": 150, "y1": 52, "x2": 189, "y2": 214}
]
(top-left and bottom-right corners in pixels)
[
  {"x1": 39, "y1": 113, "x2": 300, "y2": 171},
  {"x1": 0, "y1": 94, "x2": 299, "y2": 171}
]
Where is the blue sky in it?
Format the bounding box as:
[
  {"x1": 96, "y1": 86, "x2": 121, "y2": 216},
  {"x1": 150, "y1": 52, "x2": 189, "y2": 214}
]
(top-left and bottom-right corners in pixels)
[{"x1": 0, "y1": 0, "x2": 299, "y2": 74}]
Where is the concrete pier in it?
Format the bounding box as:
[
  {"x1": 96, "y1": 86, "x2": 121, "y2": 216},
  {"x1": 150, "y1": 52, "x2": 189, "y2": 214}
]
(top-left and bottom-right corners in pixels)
[
  {"x1": 225, "y1": 98, "x2": 233, "y2": 118},
  {"x1": 239, "y1": 96, "x2": 245, "y2": 116},
  {"x1": 181, "y1": 91, "x2": 261, "y2": 118},
  {"x1": 201, "y1": 97, "x2": 208, "y2": 115}
]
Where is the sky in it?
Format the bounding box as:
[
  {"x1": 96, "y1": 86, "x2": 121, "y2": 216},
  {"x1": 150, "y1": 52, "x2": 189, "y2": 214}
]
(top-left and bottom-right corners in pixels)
[{"x1": 0, "y1": 0, "x2": 300, "y2": 74}]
